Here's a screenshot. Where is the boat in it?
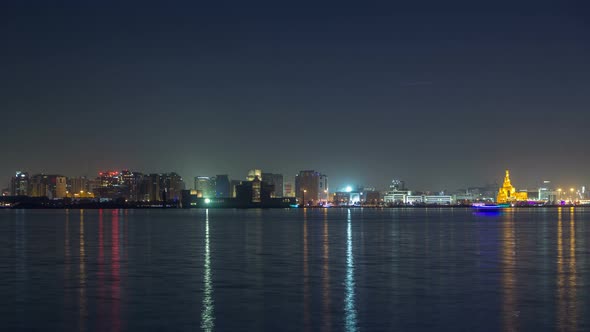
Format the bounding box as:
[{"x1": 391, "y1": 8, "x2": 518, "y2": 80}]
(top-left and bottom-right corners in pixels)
[{"x1": 472, "y1": 202, "x2": 511, "y2": 210}]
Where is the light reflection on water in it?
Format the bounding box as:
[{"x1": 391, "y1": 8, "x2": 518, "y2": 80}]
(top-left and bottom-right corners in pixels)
[
  {"x1": 502, "y1": 209, "x2": 517, "y2": 332},
  {"x1": 345, "y1": 209, "x2": 358, "y2": 332},
  {"x1": 201, "y1": 209, "x2": 214, "y2": 332},
  {"x1": 3, "y1": 208, "x2": 590, "y2": 331},
  {"x1": 322, "y1": 208, "x2": 331, "y2": 332},
  {"x1": 556, "y1": 207, "x2": 578, "y2": 331},
  {"x1": 303, "y1": 208, "x2": 310, "y2": 331}
]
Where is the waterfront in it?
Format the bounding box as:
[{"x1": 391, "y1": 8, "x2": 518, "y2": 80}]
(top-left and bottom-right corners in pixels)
[{"x1": 1, "y1": 208, "x2": 589, "y2": 331}]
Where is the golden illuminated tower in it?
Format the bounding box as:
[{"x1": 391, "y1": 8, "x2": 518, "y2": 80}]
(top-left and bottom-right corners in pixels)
[{"x1": 497, "y1": 170, "x2": 528, "y2": 203}]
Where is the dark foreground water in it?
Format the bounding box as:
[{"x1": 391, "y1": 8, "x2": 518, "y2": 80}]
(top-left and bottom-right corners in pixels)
[{"x1": 1, "y1": 208, "x2": 589, "y2": 331}]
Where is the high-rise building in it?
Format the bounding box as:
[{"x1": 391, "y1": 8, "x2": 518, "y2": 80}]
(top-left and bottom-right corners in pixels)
[
  {"x1": 235, "y1": 177, "x2": 274, "y2": 204},
  {"x1": 246, "y1": 169, "x2": 262, "y2": 181},
  {"x1": 160, "y1": 172, "x2": 185, "y2": 202},
  {"x1": 195, "y1": 176, "x2": 215, "y2": 198},
  {"x1": 121, "y1": 170, "x2": 144, "y2": 201},
  {"x1": 140, "y1": 173, "x2": 162, "y2": 202},
  {"x1": 283, "y1": 180, "x2": 295, "y2": 197},
  {"x1": 215, "y1": 175, "x2": 231, "y2": 198},
  {"x1": 10, "y1": 171, "x2": 29, "y2": 196},
  {"x1": 66, "y1": 176, "x2": 94, "y2": 198},
  {"x1": 295, "y1": 170, "x2": 328, "y2": 206},
  {"x1": 29, "y1": 174, "x2": 67, "y2": 199},
  {"x1": 94, "y1": 170, "x2": 127, "y2": 200},
  {"x1": 68, "y1": 176, "x2": 89, "y2": 195},
  {"x1": 262, "y1": 173, "x2": 284, "y2": 198},
  {"x1": 98, "y1": 171, "x2": 122, "y2": 187}
]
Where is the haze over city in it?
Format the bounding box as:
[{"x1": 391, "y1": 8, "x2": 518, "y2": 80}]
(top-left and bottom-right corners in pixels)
[{"x1": 2, "y1": 1, "x2": 589, "y2": 191}]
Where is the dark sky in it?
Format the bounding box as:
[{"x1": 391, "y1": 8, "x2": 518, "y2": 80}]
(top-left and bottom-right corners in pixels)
[{"x1": 1, "y1": 1, "x2": 589, "y2": 191}]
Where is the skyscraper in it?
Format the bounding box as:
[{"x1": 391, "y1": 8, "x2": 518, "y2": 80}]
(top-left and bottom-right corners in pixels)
[
  {"x1": 215, "y1": 175, "x2": 231, "y2": 198},
  {"x1": 160, "y1": 172, "x2": 185, "y2": 202},
  {"x1": 262, "y1": 173, "x2": 284, "y2": 198},
  {"x1": 121, "y1": 170, "x2": 144, "y2": 201},
  {"x1": 295, "y1": 170, "x2": 328, "y2": 206},
  {"x1": 10, "y1": 171, "x2": 29, "y2": 196},
  {"x1": 141, "y1": 173, "x2": 162, "y2": 202},
  {"x1": 29, "y1": 174, "x2": 67, "y2": 199},
  {"x1": 195, "y1": 176, "x2": 215, "y2": 198}
]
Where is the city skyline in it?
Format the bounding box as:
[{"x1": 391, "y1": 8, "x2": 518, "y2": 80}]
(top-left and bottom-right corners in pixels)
[
  {"x1": 2, "y1": 2, "x2": 589, "y2": 192},
  {"x1": 3, "y1": 166, "x2": 588, "y2": 195}
]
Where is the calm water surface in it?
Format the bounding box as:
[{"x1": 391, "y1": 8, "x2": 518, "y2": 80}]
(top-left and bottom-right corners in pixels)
[{"x1": 1, "y1": 208, "x2": 589, "y2": 331}]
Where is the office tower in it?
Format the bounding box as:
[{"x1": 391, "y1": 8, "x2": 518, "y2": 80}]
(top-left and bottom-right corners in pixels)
[
  {"x1": 283, "y1": 181, "x2": 295, "y2": 197},
  {"x1": 10, "y1": 171, "x2": 29, "y2": 196},
  {"x1": 295, "y1": 170, "x2": 328, "y2": 206},
  {"x1": 140, "y1": 173, "x2": 162, "y2": 202},
  {"x1": 246, "y1": 169, "x2": 262, "y2": 181},
  {"x1": 28, "y1": 174, "x2": 67, "y2": 199},
  {"x1": 98, "y1": 171, "x2": 122, "y2": 187},
  {"x1": 121, "y1": 170, "x2": 144, "y2": 201},
  {"x1": 262, "y1": 173, "x2": 284, "y2": 198},
  {"x1": 215, "y1": 175, "x2": 231, "y2": 198},
  {"x1": 194, "y1": 176, "x2": 215, "y2": 198},
  {"x1": 235, "y1": 177, "x2": 274, "y2": 204},
  {"x1": 94, "y1": 170, "x2": 128, "y2": 200},
  {"x1": 160, "y1": 172, "x2": 185, "y2": 202},
  {"x1": 68, "y1": 176, "x2": 89, "y2": 195}
]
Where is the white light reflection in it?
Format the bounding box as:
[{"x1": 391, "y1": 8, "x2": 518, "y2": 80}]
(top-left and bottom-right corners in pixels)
[
  {"x1": 345, "y1": 209, "x2": 358, "y2": 332},
  {"x1": 201, "y1": 209, "x2": 214, "y2": 332}
]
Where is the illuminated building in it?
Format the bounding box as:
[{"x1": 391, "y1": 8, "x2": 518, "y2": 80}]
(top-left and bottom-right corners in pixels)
[
  {"x1": 68, "y1": 177, "x2": 89, "y2": 194},
  {"x1": 29, "y1": 174, "x2": 67, "y2": 199},
  {"x1": 283, "y1": 181, "x2": 295, "y2": 197},
  {"x1": 333, "y1": 191, "x2": 361, "y2": 206},
  {"x1": 139, "y1": 173, "x2": 162, "y2": 202},
  {"x1": 94, "y1": 171, "x2": 127, "y2": 200},
  {"x1": 215, "y1": 175, "x2": 230, "y2": 198},
  {"x1": 10, "y1": 171, "x2": 29, "y2": 196},
  {"x1": 160, "y1": 172, "x2": 185, "y2": 202},
  {"x1": 496, "y1": 170, "x2": 528, "y2": 203},
  {"x1": 98, "y1": 171, "x2": 121, "y2": 187},
  {"x1": 383, "y1": 179, "x2": 411, "y2": 204},
  {"x1": 262, "y1": 173, "x2": 284, "y2": 198},
  {"x1": 537, "y1": 180, "x2": 558, "y2": 203},
  {"x1": 121, "y1": 170, "x2": 144, "y2": 201},
  {"x1": 295, "y1": 170, "x2": 328, "y2": 206},
  {"x1": 246, "y1": 169, "x2": 262, "y2": 181},
  {"x1": 195, "y1": 176, "x2": 215, "y2": 198}
]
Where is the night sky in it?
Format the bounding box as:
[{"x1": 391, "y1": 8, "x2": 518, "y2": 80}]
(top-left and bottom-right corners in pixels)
[{"x1": 2, "y1": 1, "x2": 589, "y2": 191}]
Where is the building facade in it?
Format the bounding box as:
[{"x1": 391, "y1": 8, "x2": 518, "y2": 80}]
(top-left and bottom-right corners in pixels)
[
  {"x1": 497, "y1": 170, "x2": 528, "y2": 203},
  {"x1": 215, "y1": 175, "x2": 231, "y2": 198},
  {"x1": 195, "y1": 176, "x2": 215, "y2": 198},
  {"x1": 262, "y1": 173, "x2": 284, "y2": 198},
  {"x1": 295, "y1": 170, "x2": 328, "y2": 206},
  {"x1": 10, "y1": 171, "x2": 29, "y2": 196}
]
